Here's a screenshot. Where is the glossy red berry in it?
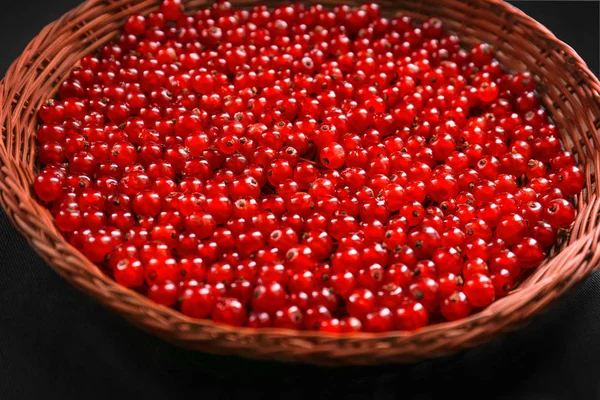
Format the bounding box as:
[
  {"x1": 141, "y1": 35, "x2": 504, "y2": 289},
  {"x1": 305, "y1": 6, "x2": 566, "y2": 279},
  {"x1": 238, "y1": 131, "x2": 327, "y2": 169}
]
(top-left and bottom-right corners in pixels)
[
  {"x1": 407, "y1": 226, "x2": 441, "y2": 258},
  {"x1": 463, "y1": 274, "x2": 495, "y2": 308},
  {"x1": 114, "y1": 258, "x2": 144, "y2": 288},
  {"x1": 364, "y1": 308, "x2": 394, "y2": 332},
  {"x1": 212, "y1": 297, "x2": 247, "y2": 326},
  {"x1": 495, "y1": 213, "x2": 528, "y2": 245},
  {"x1": 148, "y1": 282, "x2": 179, "y2": 306},
  {"x1": 513, "y1": 237, "x2": 546, "y2": 268},
  {"x1": 544, "y1": 199, "x2": 576, "y2": 229},
  {"x1": 440, "y1": 292, "x2": 472, "y2": 321},
  {"x1": 320, "y1": 143, "x2": 346, "y2": 169},
  {"x1": 409, "y1": 277, "x2": 440, "y2": 313},
  {"x1": 395, "y1": 302, "x2": 429, "y2": 330},
  {"x1": 346, "y1": 288, "x2": 376, "y2": 319},
  {"x1": 34, "y1": 173, "x2": 64, "y2": 202},
  {"x1": 181, "y1": 286, "x2": 216, "y2": 319},
  {"x1": 252, "y1": 282, "x2": 287, "y2": 314}
]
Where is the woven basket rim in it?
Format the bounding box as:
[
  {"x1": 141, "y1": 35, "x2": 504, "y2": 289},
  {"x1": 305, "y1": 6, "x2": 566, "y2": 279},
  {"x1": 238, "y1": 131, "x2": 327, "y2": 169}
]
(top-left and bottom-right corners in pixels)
[{"x1": 0, "y1": 0, "x2": 599, "y2": 363}]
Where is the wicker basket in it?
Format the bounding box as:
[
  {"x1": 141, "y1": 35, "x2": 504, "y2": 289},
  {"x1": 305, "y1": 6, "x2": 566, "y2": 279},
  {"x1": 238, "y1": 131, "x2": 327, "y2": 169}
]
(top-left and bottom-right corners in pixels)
[{"x1": 1, "y1": 0, "x2": 599, "y2": 366}]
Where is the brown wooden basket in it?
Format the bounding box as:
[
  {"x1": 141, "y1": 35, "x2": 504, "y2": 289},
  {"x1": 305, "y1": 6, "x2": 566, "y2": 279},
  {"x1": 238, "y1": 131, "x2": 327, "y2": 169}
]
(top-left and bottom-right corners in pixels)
[{"x1": 1, "y1": 0, "x2": 599, "y2": 366}]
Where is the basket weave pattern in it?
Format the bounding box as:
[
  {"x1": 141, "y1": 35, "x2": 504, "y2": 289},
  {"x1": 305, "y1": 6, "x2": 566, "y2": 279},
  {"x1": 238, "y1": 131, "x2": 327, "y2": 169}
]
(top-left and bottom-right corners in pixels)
[{"x1": 1, "y1": 0, "x2": 599, "y2": 365}]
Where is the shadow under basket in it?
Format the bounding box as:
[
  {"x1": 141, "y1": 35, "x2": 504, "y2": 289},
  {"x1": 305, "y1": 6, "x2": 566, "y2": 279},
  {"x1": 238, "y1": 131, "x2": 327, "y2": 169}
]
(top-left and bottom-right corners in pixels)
[{"x1": 1, "y1": 0, "x2": 600, "y2": 366}]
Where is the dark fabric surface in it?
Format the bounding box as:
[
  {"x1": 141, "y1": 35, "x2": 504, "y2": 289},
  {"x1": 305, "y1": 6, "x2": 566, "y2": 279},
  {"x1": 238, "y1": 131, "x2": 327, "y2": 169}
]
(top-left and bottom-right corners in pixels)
[{"x1": 0, "y1": 1, "x2": 599, "y2": 399}]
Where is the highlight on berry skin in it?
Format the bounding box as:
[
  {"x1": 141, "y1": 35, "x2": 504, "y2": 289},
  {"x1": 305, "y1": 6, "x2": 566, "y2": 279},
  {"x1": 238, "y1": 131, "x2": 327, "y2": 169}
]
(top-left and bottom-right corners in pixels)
[{"x1": 33, "y1": 0, "x2": 584, "y2": 332}]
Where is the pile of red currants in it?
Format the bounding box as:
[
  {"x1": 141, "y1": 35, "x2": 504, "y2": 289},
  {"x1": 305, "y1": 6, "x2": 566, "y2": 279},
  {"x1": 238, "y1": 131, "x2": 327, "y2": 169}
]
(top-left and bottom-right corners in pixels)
[{"x1": 33, "y1": 0, "x2": 584, "y2": 332}]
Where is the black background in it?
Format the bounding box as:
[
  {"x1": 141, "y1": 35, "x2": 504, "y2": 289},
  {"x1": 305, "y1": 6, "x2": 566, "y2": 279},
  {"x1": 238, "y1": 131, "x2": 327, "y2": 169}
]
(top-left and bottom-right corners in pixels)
[{"x1": 0, "y1": 1, "x2": 599, "y2": 399}]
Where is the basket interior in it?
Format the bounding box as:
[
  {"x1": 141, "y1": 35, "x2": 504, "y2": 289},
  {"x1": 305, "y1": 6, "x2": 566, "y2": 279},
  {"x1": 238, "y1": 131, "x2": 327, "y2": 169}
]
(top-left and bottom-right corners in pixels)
[{"x1": 22, "y1": 0, "x2": 599, "y2": 286}]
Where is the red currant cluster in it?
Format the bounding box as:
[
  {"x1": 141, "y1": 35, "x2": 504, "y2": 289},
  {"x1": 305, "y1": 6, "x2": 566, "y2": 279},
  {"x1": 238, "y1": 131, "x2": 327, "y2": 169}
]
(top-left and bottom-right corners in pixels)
[{"x1": 33, "y1": 0, "x2": 584, "y2": 332}]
